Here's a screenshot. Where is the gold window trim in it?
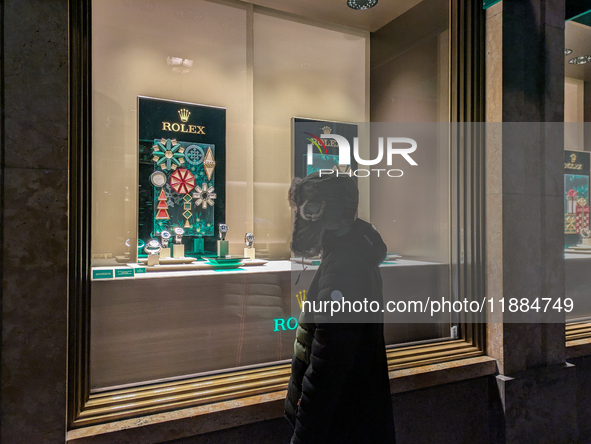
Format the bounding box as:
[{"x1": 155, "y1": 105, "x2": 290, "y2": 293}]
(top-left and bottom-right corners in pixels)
[{"x1": 70, "y1": 339, "x2": 482, "y2": 428}]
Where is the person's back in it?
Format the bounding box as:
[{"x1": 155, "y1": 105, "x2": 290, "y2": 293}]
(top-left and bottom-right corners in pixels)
[{"x1": 285, "y1": 172, "x2": 396, "y2": 444}]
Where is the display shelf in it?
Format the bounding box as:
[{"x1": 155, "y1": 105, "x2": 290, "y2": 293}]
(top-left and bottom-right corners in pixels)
[{"x1": 90, "y1": 258, "x2": 445, "y2": 281}]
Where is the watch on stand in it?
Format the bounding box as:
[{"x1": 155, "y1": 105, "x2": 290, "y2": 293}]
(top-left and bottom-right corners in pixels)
[
  {"x1": 160, "y1": 230, "x2": 171, "y2": 259},
  {"x1": 144, "y1": 240, "x2": 162, "y2": 266},
  {"x1": 217, "y1": 223, "x2": 229, "y2": 257},
  {"x1": 173, "y1": 227, "x2": 185, "y2": 258},
  {"x1": 244, "y1": 232, "x2": 255, "y2": 260}
]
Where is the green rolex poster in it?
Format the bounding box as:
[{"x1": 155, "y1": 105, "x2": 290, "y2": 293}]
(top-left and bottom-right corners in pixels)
[
  {"x1": 138, "y1": 96, "x2": 226, "y2": 253},
  {"x1": 565, "y1": 150, "x2": 590, "y2": 247}
]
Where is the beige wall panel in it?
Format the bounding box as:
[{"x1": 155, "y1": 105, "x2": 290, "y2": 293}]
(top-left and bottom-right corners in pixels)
[
  {"x1": 92, "y1": 0, "x2": 249, "y2": 259},
  {"x1": 253, "y1": 12, "x2": 367, "y2": 258}
]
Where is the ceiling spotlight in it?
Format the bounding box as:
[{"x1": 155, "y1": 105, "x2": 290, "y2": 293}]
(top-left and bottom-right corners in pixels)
[
  {"x1": 569, "y1": 55, "x2": 591, "y2": 65},
  {"x1": 565, "y1": 48, "x2": 573, "y2": 56},
  {"x1": 347, "y1": 0, "x2": 378, "y2": 10}
]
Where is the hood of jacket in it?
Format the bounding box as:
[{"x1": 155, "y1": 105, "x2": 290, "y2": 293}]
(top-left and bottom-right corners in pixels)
[{"x1": 321, "y1": 218, "x2": 387, "y2": 266}]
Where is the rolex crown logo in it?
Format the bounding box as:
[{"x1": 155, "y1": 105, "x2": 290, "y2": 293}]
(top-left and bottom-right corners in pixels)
[
  {"x1": 178, "y1": 109, "x2": 190, "y2": 122},
  {"x1": 295, "y1": 290, "x2": 307, "y2": 310},
  {"x1": 321, "y1": 126, "x2": 332, "y2": 134},
  {"x1": 571, "y1": 153, "x2": 577, "y2": 162}
]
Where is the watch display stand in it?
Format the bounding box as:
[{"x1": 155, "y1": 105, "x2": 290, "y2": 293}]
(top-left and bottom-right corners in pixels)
[
  {"x1": 194, "y1": 238, "x2": 205, "y2": 254},
  {"x1": 173, "y1": 244, "x2": 185, "y2": 258},
  {"x1": 160, "y1": 248, "x2": 171, "y2": 259},
  {"x1": 147, "y1": 254, "x2": 160, "y2": 266},
  {"x1": 217, "y1": 240, "x2": 229, "y2": 257},
  {"x1": 244, "y1": 247, "x2": 255, "y2": 260}
]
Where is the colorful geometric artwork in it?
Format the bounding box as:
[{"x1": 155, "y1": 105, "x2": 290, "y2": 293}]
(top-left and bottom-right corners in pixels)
[
  {"x1": 184, "y1": 145, "x2": 205, "y2": 166},
  {"x1": 152, "y1": 138, "x2": 186, "y2": 171},
  {"x1": 170, "y1": 168, "x2": 195, "y2": 194},
  {"x1": 182, "y1": 194, "x2": 192, "y2": 227},
  {"x1": 193, "y1": 183, "x2": 217, "y2": 209},
  {"x1": 156, "y1": 189, "x2": 170, "y2": 220},
  {"x1": 150, "y1": 141, "x2": 216, "y2": 236},
  {"x1": 203, "y1": 147, "x2": 216, "y2": 181}
]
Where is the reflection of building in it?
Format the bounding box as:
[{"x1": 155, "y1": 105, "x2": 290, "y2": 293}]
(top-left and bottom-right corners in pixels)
[{"x1": 4, "y1": 1, "x2": 591, "y2": 443}]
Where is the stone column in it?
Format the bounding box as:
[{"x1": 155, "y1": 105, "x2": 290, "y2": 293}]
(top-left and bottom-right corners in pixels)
[
  {"x1": 486, "y1": 1, "x2": 578, "y2": 442},
  {"x1": 1, "y1": 1, "x2": 69, "y2": 443}
]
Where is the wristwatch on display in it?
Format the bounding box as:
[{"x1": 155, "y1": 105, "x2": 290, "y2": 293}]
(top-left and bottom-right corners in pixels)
[
  {"x1": 174, "y1": 227, "x2": 184, "y2": 244},
  {"x1": 160, "y1": 230, "x2": 171, "y2": 248},
  {"x1": 219, "y1": 223, "x2": 229, "y2": 241},
  {"x1": 144, "y1": 240, "x2": 162, "y2": 255}
]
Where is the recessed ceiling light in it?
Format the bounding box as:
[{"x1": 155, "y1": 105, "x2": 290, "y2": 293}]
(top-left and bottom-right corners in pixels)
[
  {"x1": 347, "y1": 0, "x2": 378, "y2": 10},
  {"x1": 565, "y1": 48, "x2": 573, "y2": 56},
  {"x1": 568, "y1": 56, "x2": 591, "y2": 65}
]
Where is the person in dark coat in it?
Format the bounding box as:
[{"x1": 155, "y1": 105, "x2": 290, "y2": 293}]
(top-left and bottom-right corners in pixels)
[{"x1": 285, "y1": 171, "x2": 396, "y2": 444}]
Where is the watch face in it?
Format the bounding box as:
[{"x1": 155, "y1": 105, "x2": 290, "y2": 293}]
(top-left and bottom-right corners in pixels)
[
  {"x1": 174, "y1": 227, "x2": 184, "y2": 235},
  {"x1": 219, "y1": 224, "x2": 228, "y2": 232},
  {"x1": 150, "y1": 171, "x2": 167, "y2": 188},
  {"x1": 147, "y1": 240, "x2": 160, "y2": 248},
  {"x1": 245, "y1": 232, "x2": 254, "y2": 245},
  {"x1": 161, "y1": 231, "x2": 171, "y2": 239}
]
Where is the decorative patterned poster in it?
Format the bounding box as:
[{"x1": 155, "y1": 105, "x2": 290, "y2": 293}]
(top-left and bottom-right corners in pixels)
[
  {"x1": 565, "y1": 150, "x2": 590, "y2": 246},
  {"x1": 292, "y1": 118, "x2": 358, "y2": 180},
  {"x1": 138, "y1": 96, "x2": 225, "y2": 253}
]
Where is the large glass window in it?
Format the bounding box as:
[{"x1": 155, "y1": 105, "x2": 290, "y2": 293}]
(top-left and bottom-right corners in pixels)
[
  {"x1": 78, "y1": 0, "x2": 484, "y2": 427},
  {"x1": 565, "y1": 12, "x2": 591, "y2": 331}
]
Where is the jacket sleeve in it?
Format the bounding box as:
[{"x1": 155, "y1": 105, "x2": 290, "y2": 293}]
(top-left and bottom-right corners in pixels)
[{"x1": 290, "y1": 262, "x2": 368, "y2": 444}]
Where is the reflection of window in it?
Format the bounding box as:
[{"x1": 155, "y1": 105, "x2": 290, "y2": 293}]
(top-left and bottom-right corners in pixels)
[
  {"x1": 565, "y1": 16, "x2": 591, "y2": 333},
  {"x1": 69, "y1": 0, "x2": 485, "y2": 430}
]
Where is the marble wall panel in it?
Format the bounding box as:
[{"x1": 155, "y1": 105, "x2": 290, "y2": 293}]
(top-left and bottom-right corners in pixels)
[
  {"x1": 485, "y1": 3, "x2": 502, "y2": 124},
  {"x1": 391, "y1": 376, "x2": 493, "y2": 444},
  {"x1": 164, "y1": 418, "x2": 292, "y2": 444},
  {"x1": 498, "y1": 363, "x2": 577, "y2": 444},
  {"x1": 1, "y1": 0, "x2": 69, "y2": 442},
  {"x1": 160, "y1": 377, "x2": 495, "y2": 444},
  {"x1": 542, "y1": 24, "x2": 565, "y2": 123},
  {"x1": 571, "y1": 355, "x2": 591, "y2": 443},
  {"x1": 3, "y1": 0, "x2": 68, "y2": 171},
  {"x1": 1, "y1": 167, "x2": 68, "y2": 443}
]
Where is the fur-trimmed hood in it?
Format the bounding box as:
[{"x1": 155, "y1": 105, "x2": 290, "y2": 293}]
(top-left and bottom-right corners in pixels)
[{"x1": 288, "y1": 171, "x2": 359, "y2": 258}]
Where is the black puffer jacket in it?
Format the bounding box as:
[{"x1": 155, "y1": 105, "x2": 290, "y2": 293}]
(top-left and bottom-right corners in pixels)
[{"x1": 285, "y1": 219, "x2": 396, "y2": 444}]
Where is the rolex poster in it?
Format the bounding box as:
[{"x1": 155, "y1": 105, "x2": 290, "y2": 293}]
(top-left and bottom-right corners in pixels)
[
  {"x1": 138, "y1": 96, "x2": 226, "y2": 253},
  {"x1": 565, "y1": 150, "x2": 590, "y2": 247},
  {"x1": 292, "y1": 117, "x2": 359, "y2": 180}
]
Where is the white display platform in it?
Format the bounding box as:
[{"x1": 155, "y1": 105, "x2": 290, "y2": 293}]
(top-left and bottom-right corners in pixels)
[{"x1": 91, "y1": 258, "x2": 444, "y2": 281}]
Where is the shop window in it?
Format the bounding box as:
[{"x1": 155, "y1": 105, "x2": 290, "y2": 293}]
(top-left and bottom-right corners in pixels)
[
  {"x1": 69, "y1": 0, "x2": 485, "y2": 428},
  {"x1": 564, "y1": 11, "x2": 591, "y2": 341}
]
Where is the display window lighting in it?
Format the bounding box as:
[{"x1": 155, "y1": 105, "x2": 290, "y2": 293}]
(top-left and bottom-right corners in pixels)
[
  {"x1": 347, "y1": 0, "x2": 378, "y2": 10},
  {"x1": 568, "y1": 55, "x2": 591, "y2": 65},
  {"x1": 166, "y1": 56, "x2": 194, "y2": 74}
]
